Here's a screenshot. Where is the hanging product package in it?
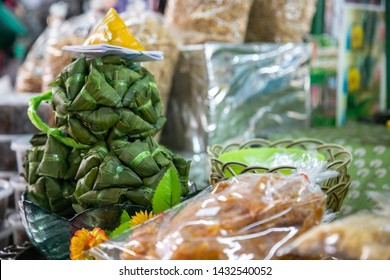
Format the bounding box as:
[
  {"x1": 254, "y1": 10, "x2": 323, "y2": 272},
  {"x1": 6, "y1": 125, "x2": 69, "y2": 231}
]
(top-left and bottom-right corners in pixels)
[
  {"x1": 164, "y1": 0, "x2": 253, "y2": 44},
  {"x1": 160, "y1": 43, "x2": 311, "y2": 154},
  {"x1": 88, "y1": 172, "x2": 327, "y2": 260}
]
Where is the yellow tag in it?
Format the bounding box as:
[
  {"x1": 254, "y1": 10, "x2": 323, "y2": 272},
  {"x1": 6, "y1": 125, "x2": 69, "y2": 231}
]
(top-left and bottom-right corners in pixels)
[{"x1": 83, "y1": 8, "x2": 144, "y2": 51}]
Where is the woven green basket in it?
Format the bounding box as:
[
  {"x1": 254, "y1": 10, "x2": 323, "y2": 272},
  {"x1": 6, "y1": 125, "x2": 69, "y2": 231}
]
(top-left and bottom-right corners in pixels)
[{"x1": 207, "y1": 138, "x2": 352, "y2": 212}]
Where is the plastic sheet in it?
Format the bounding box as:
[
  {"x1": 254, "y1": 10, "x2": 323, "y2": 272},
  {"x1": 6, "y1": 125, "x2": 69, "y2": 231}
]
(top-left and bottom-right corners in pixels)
[
  {"x1": 161, "y1": 43, "x2": 311, "y2": 154},
  {"x1": 164, "y1": 0, "x2": 253, "y2": 44},
  {"x1": 280, "y1": 192, "x2": 390, "y2": 260},
  {"x1": 89, "y1": 173, "x2": 326, "y2": 260}
]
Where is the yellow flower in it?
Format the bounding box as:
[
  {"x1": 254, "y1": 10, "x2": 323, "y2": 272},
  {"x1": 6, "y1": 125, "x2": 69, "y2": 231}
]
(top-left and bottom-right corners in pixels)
[
  {"x1": 70, "y1": 227, "x2": 108, "y2": 260},
  {"x1": 130, "y1": 210, "x2": 155, "y2": 227}
]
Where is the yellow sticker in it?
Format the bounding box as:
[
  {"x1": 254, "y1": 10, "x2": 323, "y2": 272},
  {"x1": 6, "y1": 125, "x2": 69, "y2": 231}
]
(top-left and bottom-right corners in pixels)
[{"x1": 83, "y1": 8, "x2": 144, "y2": 51}]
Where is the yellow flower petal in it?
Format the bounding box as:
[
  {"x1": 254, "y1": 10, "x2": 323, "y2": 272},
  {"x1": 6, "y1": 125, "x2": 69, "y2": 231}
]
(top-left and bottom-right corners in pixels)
[
  {"x1": 70, "y1": 227, "x2": 108, "y2": 260},
  {"x1": 130, "y1": 210, "x2": 155, "y2": 227}
]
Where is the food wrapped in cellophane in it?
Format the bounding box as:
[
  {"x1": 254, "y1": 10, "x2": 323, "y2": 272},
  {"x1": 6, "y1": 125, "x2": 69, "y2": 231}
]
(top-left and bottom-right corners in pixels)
[
  {"x1": 89, "y1": 173, "x2": 326, "y2": 260},
  {"x1": 279, "y1": 192, "x2": 390, "y2": 260}
]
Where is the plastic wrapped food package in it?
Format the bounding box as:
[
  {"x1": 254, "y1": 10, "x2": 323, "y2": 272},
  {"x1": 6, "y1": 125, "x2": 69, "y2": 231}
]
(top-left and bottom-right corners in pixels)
[
  {"x1": 15, "y1": 30, "x2": 47, "y2": 93},
  {"x1": 122, "y1": 10, "x2": 179, "y2": 117},
  {"x1": 245, "y1": 0, "x2": 317, "y2": 43},
  {"x1": 160, "y1": 43, "x2": 311, "y2": 154},
  {"x1": 89, "y1": 173, "x2": 327, "y2": 260},
  {"x1": 164, "y1": 0, "x2": 253, "y2": 44},
  {"x1": 279, "y1": 192, "x2": 390, "y2": 260},
  {"x1": 41, "y1": 11, "x2": 105, "y2": 92}
]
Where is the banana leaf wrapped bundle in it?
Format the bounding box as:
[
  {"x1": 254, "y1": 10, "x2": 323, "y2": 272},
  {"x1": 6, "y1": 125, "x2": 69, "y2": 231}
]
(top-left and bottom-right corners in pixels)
[{"x1": 23, "y1": 54, "x2": 191, "y2": 218}]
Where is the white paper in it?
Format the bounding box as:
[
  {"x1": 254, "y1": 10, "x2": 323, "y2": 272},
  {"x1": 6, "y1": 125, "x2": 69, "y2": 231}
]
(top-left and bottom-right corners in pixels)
[{"x1": 62, "y1": 44, "x2": 163, "y2": 62}]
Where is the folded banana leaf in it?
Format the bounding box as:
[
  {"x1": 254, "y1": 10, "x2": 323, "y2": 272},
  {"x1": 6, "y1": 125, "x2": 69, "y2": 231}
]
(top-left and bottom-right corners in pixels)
[
  {"x1": 75, "y1": 144, "x2": 108, "y2": 180},
  {"x1": 24, "y1": 146, "x2": 45, "y2": 185},
  {"x1": 28, "y1": 177, "x2": 75, "y2": 217},
  {"x1": 76, "y1": 107, "x2": 121, "y2": 130},
  {"x1": 37, "y1": 135, "x2": 70, "y2": 179},
  {"x1": 79, "y1": 188, "x2": 126, "y2": 207},
  {"x1": 60, "y1": 56, "x2": 88, "y2": 100},
  {"x1": 93, "y1": 154, "x2": 142, "y2": 189},
  {"x1": 66, "y1": 117, "x2": 98, "y2": 146},
  {"x1": 111, "y1": 139, "x2": 160, "y2": 178},
  {"x1": 51, "y1": 86, "x2": 70, "y2": 127},
  {"x1": 124, "y1": 187, "x2": 154, "y2": 208},
  {"x1": 69, "y1": 65, "x2": 122, "y2": 111},
  {"x1": 65, "y1": 148, "x2": 82, "y2": 180},
  {"x1": 108, "y1": 109, "x2": 159, "y2": 140},
  {"x1": 73, "y1": 167, "x2": 98, "y2": 213}
]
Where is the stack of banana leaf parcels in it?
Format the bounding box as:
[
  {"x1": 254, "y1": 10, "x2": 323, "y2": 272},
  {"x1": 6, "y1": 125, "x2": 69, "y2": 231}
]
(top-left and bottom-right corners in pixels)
[{"x1": 23, "y1": 55, "x2": 191, "y2": 218}]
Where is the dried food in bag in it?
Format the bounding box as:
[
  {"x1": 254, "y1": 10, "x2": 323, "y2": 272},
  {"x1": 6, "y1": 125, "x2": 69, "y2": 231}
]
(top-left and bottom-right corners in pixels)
[
  {"x1": 279, "y1": 192, "x2": 390, "y2": 260},
  {"x1": 164, "y1": 0, "x2": 253, "y2": 44},
  {"x1": 89, "y1": 173, "x2": 326, "y2": 260}
]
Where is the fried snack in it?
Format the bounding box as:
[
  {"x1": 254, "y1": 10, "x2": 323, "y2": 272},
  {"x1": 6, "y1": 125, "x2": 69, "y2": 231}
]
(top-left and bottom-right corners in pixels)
[
  {"x1": 117, "y1": 173, "x2": 326, "y2": 260},
  {"x1": 281, "y1": 213, "x2": 390, "y2": 260},
  {"x1": 164, "y1": 0, "x2": 253, "y2": 44}
]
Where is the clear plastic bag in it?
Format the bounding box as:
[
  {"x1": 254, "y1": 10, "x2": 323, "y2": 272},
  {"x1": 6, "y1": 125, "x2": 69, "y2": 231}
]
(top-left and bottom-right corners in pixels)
[
  {"x1": 41, "y1": 10, "x2": 105, "y2": 91},
  {"x1": 245, "y1": 0, "x2": 317, "y2": 43},
  {"x1": 89, "y1": 173, "x2": 327, "y2": 260},
  {"x1": 164, "y1": 0, "x2": 254, "y2": 44},
  {"x1": 279, "y1": 192, "x2": 390, "y2": 260},
  {"x1": 15, "y1": 2, "x2": 68, "y2": 93}
]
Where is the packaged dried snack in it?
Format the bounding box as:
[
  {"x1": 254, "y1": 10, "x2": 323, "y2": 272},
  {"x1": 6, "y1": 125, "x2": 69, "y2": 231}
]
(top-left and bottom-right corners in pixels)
[
  {"x1": 245, "y1": 0, "x2": 317, "y2": 43},
  {"x1": 15, "y1": 2, "x2": 68, "y2": 93},
  {"x1": 89, "y1": 173, "x2": 327, "y2": 260},
  {"x1": 41, "y1": 9, "x2": 106, "y2": 91},
  {"x1": 280, "y1": 192, "x2": 390, "y2": 260},
  {"x1": 164, "y1": 0, "x2": 254, "y2": 44}
]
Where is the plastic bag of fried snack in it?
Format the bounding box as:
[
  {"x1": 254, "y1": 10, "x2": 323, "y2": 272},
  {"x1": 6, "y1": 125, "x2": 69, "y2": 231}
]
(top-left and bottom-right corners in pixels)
[
  {"x1": 279, "y1": 192, "x2": 390, "y2": 260},
  {"x1": 89, "y1": 173, "x2": 327, "y2": 260},
  {"x1": 164, "y1": 0, "x2": 254, "y2": 44}
]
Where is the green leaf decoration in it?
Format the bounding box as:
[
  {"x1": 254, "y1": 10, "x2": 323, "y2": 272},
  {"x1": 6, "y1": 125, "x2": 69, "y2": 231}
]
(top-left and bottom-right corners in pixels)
[
  {"x1": 152, "y1": 164, "x2": 182, "y2": 214},
  {"x1": 109, "y1": 210, "x2": 131, "y2": 238}
]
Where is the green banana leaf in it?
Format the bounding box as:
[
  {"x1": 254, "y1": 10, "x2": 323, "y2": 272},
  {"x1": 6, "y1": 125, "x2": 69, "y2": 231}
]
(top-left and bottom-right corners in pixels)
[
  {"x1": 75, "y1": 144, "x2": 108, "y2": 180},
  {"x1": 79, "y1": 188, "x2": 126, "y2": 207},
  {"x1": 65, "y1": 148, "x2": 82, "y2": 180},
  {"x1": 60, "y1": 56, "x2": 88, "y2": 100},
  {"x1": 111, "y1": 139, "x2": 160, "y2": 178},
  {"x1": 73, "y1": 167, "x2": 99, "y2": 213},
  {"x1": 93, "y1": 154, "x2": 142, "y2": 189},
  {"x1": 37, "y1": 135, "x2": 70, "y2": 179},
  {"x1": 69, "y1": 65, "x2": 122, "y2": 111},
  {"x1": 66, "y1": 117, "x2": 98, "y2": 146},
  {"x1": 24, "y1": 146, "x2": 45, "y2": 185}
]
